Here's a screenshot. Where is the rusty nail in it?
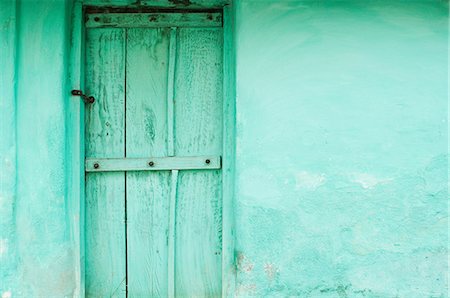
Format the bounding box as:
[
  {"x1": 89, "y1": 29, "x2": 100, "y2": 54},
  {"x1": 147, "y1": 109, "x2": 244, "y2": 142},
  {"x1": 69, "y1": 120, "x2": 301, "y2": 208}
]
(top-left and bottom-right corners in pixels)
[
  {"x1": 94, "y1": 17, "x2": 100, "y2": 22},
  {"x1": 205, "y1": 159, "x2": 210, "y2": 164},
  {"x1": 93, "y1": 163, "x2": 99, "y2": 169},
  {"x1": 148, "y1": 161, "x2": 154, "y2": 167}
]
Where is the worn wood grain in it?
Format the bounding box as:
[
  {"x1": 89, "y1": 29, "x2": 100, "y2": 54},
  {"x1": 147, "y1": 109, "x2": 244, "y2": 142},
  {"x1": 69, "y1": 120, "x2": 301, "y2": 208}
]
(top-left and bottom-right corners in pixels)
[
  {"x1": 221, "y1": 6, "x2": 237, "y2": 296},
  {"x1": 85, "y1": 28, "x2": 126, "y2": 297},
  {"x1": 126, "y1": 27, "x2": 171, "y2": 297},
  {"x1": 84, "y1": 17, "x2": 225, "y2": 297},
  {"x1": 167, "y1": 28, "x2": 177, "y2": 298},
  {"x1": 174, "y1": 27, "x2": 223, "y2": 296},
  {"x1": 86, "y1": 156, "x2": 221, "y2": 172},
  {"x1": 86, "y1": 13, "x2": 222, "y2": 29},
  {"x1": 83, "y1": 0, "x2": 229, "y2": 9}
]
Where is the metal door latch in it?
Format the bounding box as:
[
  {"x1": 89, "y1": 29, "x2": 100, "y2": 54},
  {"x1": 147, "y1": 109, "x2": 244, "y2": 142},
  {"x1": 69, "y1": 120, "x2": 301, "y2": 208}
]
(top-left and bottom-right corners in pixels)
[{"x1": 71, "y1": 90, "x2": 95, "y2": 104}]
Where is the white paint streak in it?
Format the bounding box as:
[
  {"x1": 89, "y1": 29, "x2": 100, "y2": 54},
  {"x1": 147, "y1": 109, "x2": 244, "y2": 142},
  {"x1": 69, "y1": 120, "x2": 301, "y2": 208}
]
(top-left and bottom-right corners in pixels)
[
  {"x1": 0, "y1": 239, "x2": 8, "y2": 256},
  {"x1": 2, "y1": 291, "x2": 11, "y2": 298},
  {"x1": 295, "y1": 171, "x2": 326, "y2": 190},
  {"x1": 352, "y1": 173, "x2": 392, "y2": 189}
]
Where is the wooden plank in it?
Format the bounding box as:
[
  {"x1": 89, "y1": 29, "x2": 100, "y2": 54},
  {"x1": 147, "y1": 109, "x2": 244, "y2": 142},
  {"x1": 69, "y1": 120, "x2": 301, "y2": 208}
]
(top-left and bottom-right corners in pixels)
[
  {"x1": 174, "y1": 28, "x2": 223, "y2": 296},
  {"x1": 85, "y1": 28, "x2": 126, "y2": 298},
  {"x1": 167, "y1": 28, "x2": 176, "y2": 157},
  {"x1": 83, "y1": 0, "x2": 229, "y2": 8},
  {"x1": 86, "y1": 156, "x2": 221, "y2": 172},
  {"x1": 125, "y1": 27, "x2": 171, "y2": 297},
  {"x1": 86, "y1": 12, "x2": 222, "y2": 29},
  {"x1": 167, "y1": 169, "x2": 178, "y2": 298},
  {"x1": 167, "y1": 27, "x2": 177, "y2": 298},
  {"x1": 222, "y1": 6, "x2": 237, "y2": 297}
]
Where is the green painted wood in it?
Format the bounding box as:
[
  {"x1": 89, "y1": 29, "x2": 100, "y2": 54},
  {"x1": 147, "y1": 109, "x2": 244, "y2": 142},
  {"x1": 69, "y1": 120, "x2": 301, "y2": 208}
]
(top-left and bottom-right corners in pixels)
[
  {"x1": 84, "y1": 14, "x2": 225, "y2": 297},
  {"x1": 83, "y1": 0, "x2": 229, "y2": 9},
  {"x1": 126, "y1": 27, "x2": 171, "y2": 297},
  {"x1": 86, "y1": 13, "x2": 222, "y2": 29},
  {"x1": 167, "y1": 28, "x2": 177, "y2": 298},
  {"x1": 85, "y1": 28, "x2": 126, "y2": 297},
  {"x1": 167, "y1": 28, "x2": 177, "y2": 158},
  {"x1": 86, "y1": 156, "x2": 221, "y2": 172},
  {"x1": 174, "y1": 27, "x2": 224, "y2": 296},
  {"x1": 221, "y1": 5, "x2": 237, "y2": 297},
  {"x1": 168, "y1": 169, "x2": 178, "y2": 298}
]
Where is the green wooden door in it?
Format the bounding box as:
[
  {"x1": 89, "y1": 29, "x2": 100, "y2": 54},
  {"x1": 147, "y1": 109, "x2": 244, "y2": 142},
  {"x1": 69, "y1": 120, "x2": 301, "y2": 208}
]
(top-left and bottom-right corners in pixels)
[{"x1": 84, "y1": 12, "x2": 223, "y2": 297}]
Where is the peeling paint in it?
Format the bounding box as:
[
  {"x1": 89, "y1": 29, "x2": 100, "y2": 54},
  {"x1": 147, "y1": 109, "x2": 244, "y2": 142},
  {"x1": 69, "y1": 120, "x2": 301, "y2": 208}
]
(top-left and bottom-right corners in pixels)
[
  {"x1": 263, "y1": 263, "x2": 279, "y2": 281},
  {"x1": 235, "y1": 0, "x2": 447, "y2": 296},
  {"x1": 351, "y1": 173, "x2": 393, "y2": 189},
  {"x1": 0, "y1": 0, "x2": 447, "y2": 296},
  {"x1": 0, "y1": 239, "x2": 8, "y2": 256},
  {"x1": 295, "y1": 171, "x2": 326, "y2": 190}
]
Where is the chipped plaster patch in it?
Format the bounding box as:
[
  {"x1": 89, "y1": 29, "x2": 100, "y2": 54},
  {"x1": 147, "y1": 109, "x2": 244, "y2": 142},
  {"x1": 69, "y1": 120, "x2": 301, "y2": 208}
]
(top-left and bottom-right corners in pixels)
[
  {"x1": 235, "y1": 284, "x2": 257, "y2": 296},
  {"x1": 264, "y1": 263, "x2": 279, "y2": 281},
  {"x1": 295, "y1": 171, "x2": 326, "y2": 190},
  {"x1": 2, "y1": 291, "x2": 11, "y2": 298},
  {"x1": 237, "y1": 253, "x2": 254, "y2": 273},
  {"x1": 352, "y1": 173, "x2": 392, "y2": 189},
  {"x1": 0, "y1": 239, "x2": 8, "y2": 256}
]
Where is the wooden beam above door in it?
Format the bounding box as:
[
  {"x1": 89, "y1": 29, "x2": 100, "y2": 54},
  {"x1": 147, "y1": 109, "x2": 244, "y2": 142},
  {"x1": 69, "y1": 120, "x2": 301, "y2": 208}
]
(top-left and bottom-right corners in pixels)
[
  {"x1": 85, "y1": 12, "x2": 222, "y2": 28},
  {"x1": 83, "y1": 0, "x2": 230, "y2": 9}
]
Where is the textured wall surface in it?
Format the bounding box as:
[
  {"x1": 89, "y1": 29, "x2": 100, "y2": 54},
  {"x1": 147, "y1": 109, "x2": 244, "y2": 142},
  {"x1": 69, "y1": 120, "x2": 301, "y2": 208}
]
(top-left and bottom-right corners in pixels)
[
  {"x1": 0, "y1": 0, "x2": 448, "y2": 297},
  {"x1": 0, "y1": 0, "x2": 77, "y2": 296},
  {"x1": 234, "y1": 1, "x2": 448, "y2": 297}
]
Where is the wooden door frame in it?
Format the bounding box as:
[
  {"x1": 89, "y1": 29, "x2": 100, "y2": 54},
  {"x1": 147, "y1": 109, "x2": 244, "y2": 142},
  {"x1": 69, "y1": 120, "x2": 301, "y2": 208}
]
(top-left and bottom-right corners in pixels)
[{"x1": 67, "y1": 1, "x2": 236, "y2": 296}]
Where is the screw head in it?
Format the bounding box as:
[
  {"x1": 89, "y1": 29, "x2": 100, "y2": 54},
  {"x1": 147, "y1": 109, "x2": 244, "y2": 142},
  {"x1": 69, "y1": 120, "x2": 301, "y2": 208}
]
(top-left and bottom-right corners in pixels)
[
  {"x1": 148, "y1": 161, "x2": 154, "y2": 167},
  {"x1": 93, "y1": 163, "x2": 99, "y2": 169},
  {"x1": 205, "y1": 159, "x2": 211, "y2": 164}
]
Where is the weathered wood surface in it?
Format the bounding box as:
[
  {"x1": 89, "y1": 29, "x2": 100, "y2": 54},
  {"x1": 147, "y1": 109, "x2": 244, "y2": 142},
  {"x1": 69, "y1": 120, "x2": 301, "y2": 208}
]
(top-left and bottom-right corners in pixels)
[
  {"x1": 174, "y1": 28, "x2": 223, "y2": 296},
  {"x1": 86, "y1": 13, "x2": 222, "y2": 28},
  {"x1": 125, "y1": 27, "x2": 170, "y2": 297},
  {"x1": 83, "y1": 0, "x2": 229, "y2": 8},
  {"x1": 85, "y1": 19, "x2": 224, "y2": 297},
  {"x1": 86, "y1": 156, "x2": 221, "y2": 172},
  {"x1": 85, "y1": 28, "x2": 126, "y2": 297},
  {"x1": 221, "y1": 6, "x2": 236, "y2": 297}
]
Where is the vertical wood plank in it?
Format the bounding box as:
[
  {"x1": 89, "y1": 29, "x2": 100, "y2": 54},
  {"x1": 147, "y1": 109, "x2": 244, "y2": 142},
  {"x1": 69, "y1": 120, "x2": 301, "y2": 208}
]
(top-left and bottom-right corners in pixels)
[
  {"x1": 166, "y1": 27, "x2": 178, "y2": 298},
  {"x1": 174, "y1": 27, "x2": 224, "y2": 297},
  {"x1": 167, "y1": 28, "x2": 177, "y2": 157},
  {"x1": 126, "y1": 27, "x2": 171, "y2": 298},
  {"x1": 85, "y1": 28, "x2": 126, "y2": 298},
  {"x1": 168, "y1": 169, "x2": 178, "y2": 298},
  {"x1": 222, "y1": 6, "x2": 237, "y2": 297}
]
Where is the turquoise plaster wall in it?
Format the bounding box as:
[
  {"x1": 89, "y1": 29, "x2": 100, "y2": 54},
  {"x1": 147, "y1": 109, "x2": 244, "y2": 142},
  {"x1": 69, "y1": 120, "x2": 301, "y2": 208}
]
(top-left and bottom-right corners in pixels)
[
  {"x1": 0, "y1": 0, "x2": 77, "y2": 296},
  {"x1": 234, "y1": 1, "x2": 448, "y2": 296},
  {"x1": 0, "y1": 0, "x2": 448, "y2": 297}
]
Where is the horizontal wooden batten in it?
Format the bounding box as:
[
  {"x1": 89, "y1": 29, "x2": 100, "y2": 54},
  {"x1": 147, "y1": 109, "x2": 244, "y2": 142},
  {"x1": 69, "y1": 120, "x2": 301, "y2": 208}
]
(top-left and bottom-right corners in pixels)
[
  {"x1": 85, "y1": 156, "x2": 221, "y2": 172},
  {"x1": 85, "y1": 12, "x2": 222, "y2": 28}
]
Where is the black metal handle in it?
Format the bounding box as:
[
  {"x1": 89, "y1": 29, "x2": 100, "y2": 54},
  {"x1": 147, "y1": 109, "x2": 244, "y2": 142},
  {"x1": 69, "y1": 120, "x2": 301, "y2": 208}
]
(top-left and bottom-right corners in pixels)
[{"x1": 71, "y1": 89, "x2": 95, "y2": 104}]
